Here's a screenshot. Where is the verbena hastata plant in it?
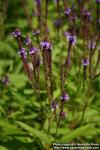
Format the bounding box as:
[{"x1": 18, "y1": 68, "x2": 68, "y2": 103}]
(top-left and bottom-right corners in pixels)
[{"x1": 12, "y1": 0, "x2": 100, "y2": 148}]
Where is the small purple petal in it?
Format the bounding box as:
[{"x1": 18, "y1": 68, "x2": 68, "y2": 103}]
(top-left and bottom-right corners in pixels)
[
  {"x1": 24, "y1": 36, "x2": 31, "y2": 46},
  {"x1": 12, "y1": 29, "x2": 21, "y2": 38},
  {"x1": 60, "y1": 92, "x2": 69, "y2": 102},
  {"x1": 40, "y1": 41, "x2": 52, "y2": 50},
  {"x1": 96, "y1": 0, "x2": 100, "y2": 3},
  {"x1": 66, "y1": 33, "x2": 76, "y2": 45},
  {"x1": 35, "y1": 0, "x2": 41, "y2": 5},
  {"x1": 29, "y1": 47, "x2": 38, "y2": 54},
  {"x1": 1, "y1": 76, "x2": 10, "y2": 85},
  {"x1": 51, "y1": 101, "x2": 59, "y2": 112},
  {"x1": 18, "y1": 48, "x2": 27, "y2": 59},
  {"x1": 32, "y1": 30, "x2": 40, "y2": 36},
  {"x1": 65, "y1": 8, "x2": 71, "y2": 15},
  {"x1": 82, "y1": 59, "x2": 89, "y2": 66},
  {"x1": 89, "y1": 42, "x2": 96, "y2": 49},
  {"x1": 60, "y1": 112, "x2": 67, "y2": 118}
]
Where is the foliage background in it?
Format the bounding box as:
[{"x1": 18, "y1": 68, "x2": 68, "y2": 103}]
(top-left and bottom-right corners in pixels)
[{"x1": 0, "y1": 0, "x2": 100, "y2": 150}]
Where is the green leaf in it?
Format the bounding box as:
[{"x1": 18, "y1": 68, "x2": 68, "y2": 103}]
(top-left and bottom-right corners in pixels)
[
  {"x1": 16, "y1": 121, "x2": 54, "y2": 144},
  {"x1": 0, "y1": 146, "x2": 9, "y2": 150},
  {"x1": 61, "y1": 124, "x2": 92, "y2": 142},
  {"x1": 0, "y1": 119, "x2": 25, "y2": 135}
]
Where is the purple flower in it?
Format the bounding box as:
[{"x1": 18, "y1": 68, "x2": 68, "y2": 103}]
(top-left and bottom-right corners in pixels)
[
  {"x1": 60, "y1": 92, "x2": 69, "y2": 102},
  {"x1": 82, "y1": 9, "x2": 91, "y2": 17},
  {"x1": 96, "y1": 0, "x2": 100, "y2": 3},
  {"x1": 18, "y1": 48, "x2": 27, "y2": 59},
  {"x1": 82, "y1": 59, "x2": 89, "y2": 66},
  {"x1": 40, "y1": 41, "x2": 52, "y2": 50},
  {"x1": 1, "y1": 76, "x2": 9, "y2": 85},
  {"x1": 32, "y1": 30, "x2": 40, "y2": 36},
  {"x1": 35, "y1": 0, "x2": 41, "y2": 5},
  {"x1": 24, "y1": 36, "x2": 31, "y2": 46},
  {"x1": 65, "y1": 8, "x2": 71, "y2": 15},
  {"x1": 29, "y1": 47, "x2": 38, "y2": 54},
  {"x1": 89, "y1": 42, "x2": 96, "y2": 49},
  {"x1": 60, "y1": 112, "x2": 67, "y2": 118},
  {"x1": 67, "y1": 33, "x2": 76, "y2": 45},
  {"x1": 50, "y1": 101, "x2": 59, "y2": 112},
  {"x1": 12, "y1": 29, "x2": 21, "y2": 38}
]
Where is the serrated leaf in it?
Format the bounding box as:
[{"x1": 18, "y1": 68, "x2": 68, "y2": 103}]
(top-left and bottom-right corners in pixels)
[{"x1": 16, "y1": 121, "x2": 54, "y2": 144}]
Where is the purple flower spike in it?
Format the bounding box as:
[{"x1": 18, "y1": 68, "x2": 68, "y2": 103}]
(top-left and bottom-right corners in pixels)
[
  {"x1": 82, "y1": 59, "x2": 89, "y2": 66},
  {"x1": 40, "y1": 41, "x2": 52, "y2": 50},
  {"x1": 18, "y1": 48, "x2": 27, "y2": 59},
  {"x1": 96, "y1": 0, "x2": 100, "y2": 3},
  {"x1": 67, "y1": 33, "x2": 76, "y2": 45},
  {"x1": 51, "y1": 101, "x2": 59, "y2": 112},
  {"x1": 12, "y1": 29, "x2": 21, "y2": 38},
  {"x1": 65, "y1": 8, "x2": 71, "y2": 15},
  {"x1": 24, "y1": 36, "x2": 31, "y2": 46},
  {"x1": 1, "y1": 76, "x2": 9, "y2": 85},
  {"x1": 29, "y1": 47, "x2": 38, "y2": 54},
  {"x1": 60, "y1": 91, "x2": 69, "y2": 102},
  {"x1": 60, "y1": 112, "x2": 67, "y2": 118}
]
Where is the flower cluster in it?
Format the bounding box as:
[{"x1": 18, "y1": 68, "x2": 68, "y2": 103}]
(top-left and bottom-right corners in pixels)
[
  {"x1": 18, "y1": 48, "x2": 27, "y2": 59},
  {"x1": 35, "y1": 0, "x2": 41, "y2": 5},
  {"x1": 66, "y1": 33, "x2": 76, "y2": 45},
  {"x1": 89, "y1": 42, "x2": 96, "y2": 49},
  {"x1": 1, "y1": 76, "x2": 10, "y2": 86},
  {"x1": 12, "y1": 29, "x2": 21, "y2": 38},
  {"x1": 82, "y1": 59, "x2": 89, "y2": 66},
  {"x1": 29, "y1": 47, "x2": 38, "y2": 54},
  {"x1": 65, "y1": 8, "x2": 71, "y2": 15},
  {"x1": 24, "y1": 36, "x2": 31, "y2": 46},
  {"x1": 96, "y1": 0, "x2": 100, "y2": 3},
  {"x1": 60, "y1": 91, "x2": 69, "y2": 102},
  {"x1": 40, "y1": 41, "x2": 52, "y2": 50},
  {"x1": 32, "y1": 30, "x2": 40, "y2": 36}
]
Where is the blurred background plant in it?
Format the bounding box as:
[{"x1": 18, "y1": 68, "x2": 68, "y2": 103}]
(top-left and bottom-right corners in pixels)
[{"x1": 0, "y1": 0, "x2": 100, "y2": 150}]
